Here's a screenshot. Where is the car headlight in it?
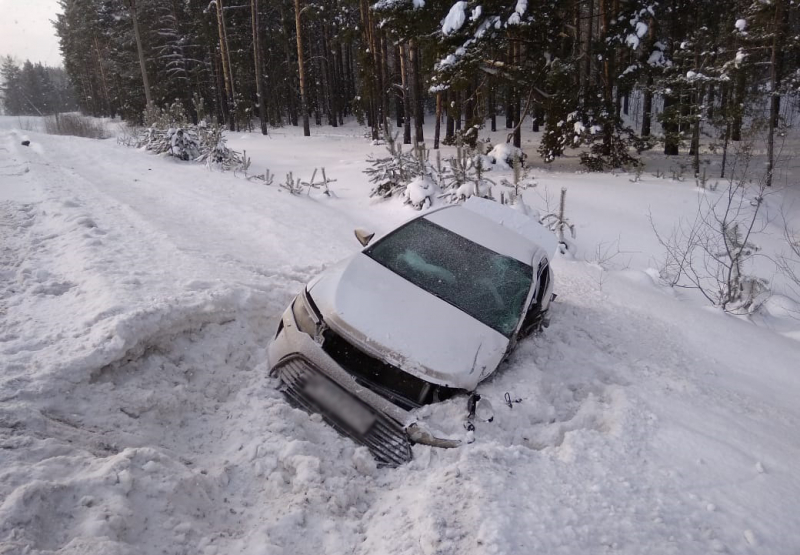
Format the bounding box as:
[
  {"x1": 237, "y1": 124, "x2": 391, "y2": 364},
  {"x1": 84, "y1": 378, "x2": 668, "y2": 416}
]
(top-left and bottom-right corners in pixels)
[{"x1": 291, "y1": 292, "x2": 318, "y2": 337}]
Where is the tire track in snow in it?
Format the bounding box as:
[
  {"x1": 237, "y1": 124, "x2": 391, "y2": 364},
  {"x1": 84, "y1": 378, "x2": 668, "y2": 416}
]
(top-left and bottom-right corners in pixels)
[{"x1": 0, "y1": 132, "x2": 379, "y2": 554}]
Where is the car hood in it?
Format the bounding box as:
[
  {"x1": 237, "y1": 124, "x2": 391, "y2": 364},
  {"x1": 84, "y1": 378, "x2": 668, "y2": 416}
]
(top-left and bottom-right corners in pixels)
[{"x1": 308, "y1": 254, "x2": 509, "y2": 391}]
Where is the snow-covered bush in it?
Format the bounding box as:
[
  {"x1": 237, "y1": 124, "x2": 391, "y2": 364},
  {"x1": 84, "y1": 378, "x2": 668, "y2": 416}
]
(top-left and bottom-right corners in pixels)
[
  {"x1": 364, "y1": 134, "x2": 417, "y2": 198},
  {"x1": 128, "y1": 102, "x2": 247, "y2": 172},
  {"x1": 364, "y1": 136, "x2": 511, "y2": 209},
  {"x1": 405, "y1": 176, "x2": 435, "y2": 209},
  {"x1": 439, "y1": 144, "x2": 496, "y2": 203},
  {"x1": 488, "y1": 143, "x2": 526, "y2": 169}
]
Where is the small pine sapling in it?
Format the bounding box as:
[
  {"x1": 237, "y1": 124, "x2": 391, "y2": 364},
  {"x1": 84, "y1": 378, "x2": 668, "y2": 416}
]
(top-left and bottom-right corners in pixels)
[
  {"x1": 412, "y1": 142, "x2": 431, "y2": 178},
  {"x1": 247, "y1": 168, "x2": 274, "y2": 185},
  {"x1": 364, "y1": 132, "x2": 416, "y2": 198},
  {"x1": 430, "y1": 150, "x2": 450, "y2": 190},
  {"x1": 302, "y1": 168, "x2": 337, "y2": 197},
  {"x1": 500, "y1": 154, "x2": 535, "y2": 203},
  {"x1": 440, "y1": 143, "x2": 472, "y2": 201},
  {"x1": 470, "y1": 154, "x2": 496, "y2": 199},
  {"x1": 234, "y1": 150, "x2": 252, "y2": 178},
  {"x1": 540, "y1": 187, "x2": 576, "y2": 252},
  {"x1": 629, "y1": 163, "x2": 645, "y2": 183},
  {"x1": 282, "y1": 171, "x2": 304, "y2": 195}
]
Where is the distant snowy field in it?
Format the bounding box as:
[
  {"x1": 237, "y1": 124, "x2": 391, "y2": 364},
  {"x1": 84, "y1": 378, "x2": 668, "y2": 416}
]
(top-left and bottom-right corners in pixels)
[{"x1": 1, "y1": 116, "x2": 799, "y2": 555}]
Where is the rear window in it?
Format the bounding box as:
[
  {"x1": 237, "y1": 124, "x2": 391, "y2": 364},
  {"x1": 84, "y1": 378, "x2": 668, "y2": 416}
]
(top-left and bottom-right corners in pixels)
[{"x1": 365, "y1": 217, "x2": 533, "y2": 336}]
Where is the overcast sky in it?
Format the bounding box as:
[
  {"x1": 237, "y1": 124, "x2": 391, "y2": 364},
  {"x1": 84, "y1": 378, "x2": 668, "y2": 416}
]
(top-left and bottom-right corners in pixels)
[{"x1": 0, "y1": 0, "x2": 64, "y2": 67}]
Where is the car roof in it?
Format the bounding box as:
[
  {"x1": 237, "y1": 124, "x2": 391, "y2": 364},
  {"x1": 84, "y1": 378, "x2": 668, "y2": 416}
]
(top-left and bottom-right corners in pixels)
[{"x1": 423, "y1": 197, "x2": 558, "y2": 265}]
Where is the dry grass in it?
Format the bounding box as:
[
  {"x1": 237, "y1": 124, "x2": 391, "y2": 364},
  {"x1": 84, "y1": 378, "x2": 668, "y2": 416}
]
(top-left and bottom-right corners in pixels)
[{"x1": 44, "y1": 114, "x2": 108, "y2": 139}]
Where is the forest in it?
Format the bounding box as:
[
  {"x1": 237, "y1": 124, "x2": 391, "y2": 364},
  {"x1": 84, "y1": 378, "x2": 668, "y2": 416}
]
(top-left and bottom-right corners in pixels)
[
  {"x1": 0, "y1": 57, "x2": 78, "y2": 116},
  {"x1": 23, "y1": 0, "x2": 800, "y2": 173}
]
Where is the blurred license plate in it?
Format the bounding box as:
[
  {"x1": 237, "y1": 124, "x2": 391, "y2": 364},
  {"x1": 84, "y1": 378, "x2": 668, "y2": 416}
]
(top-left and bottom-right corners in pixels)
[{"x1": 304, "y1": 377, "x2": 376, "y2": 435}]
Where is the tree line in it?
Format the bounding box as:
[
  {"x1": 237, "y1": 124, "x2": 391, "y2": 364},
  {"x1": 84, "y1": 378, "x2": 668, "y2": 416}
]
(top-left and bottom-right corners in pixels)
[
  {"x1": 53, "y1": 0, "x2": 800, "y2": 176},
  {"x1": 0, "y1": 57, "x2": 78, "y2": 116}
]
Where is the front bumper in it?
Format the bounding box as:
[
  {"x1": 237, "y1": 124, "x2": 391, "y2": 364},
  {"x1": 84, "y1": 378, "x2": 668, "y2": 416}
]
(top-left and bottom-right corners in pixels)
[{"x1": 268, "y1": 303, "x2": 460, "y2": 466}]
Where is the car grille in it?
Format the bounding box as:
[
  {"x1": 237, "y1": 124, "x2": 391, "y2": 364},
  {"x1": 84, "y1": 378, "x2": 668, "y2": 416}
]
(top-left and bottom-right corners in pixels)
[
  {"x1": 321, "y1": 329, "x2": 460, "y2": 410},
  {"x1": 274, "y1": 355, "x2": 413, "y2": 467}
]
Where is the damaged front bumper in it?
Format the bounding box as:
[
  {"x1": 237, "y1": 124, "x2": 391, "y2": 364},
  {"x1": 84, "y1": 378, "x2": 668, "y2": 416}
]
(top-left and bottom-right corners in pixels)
[{"x1": 268, "y1": 302, "x2": 461, "y2": 466}]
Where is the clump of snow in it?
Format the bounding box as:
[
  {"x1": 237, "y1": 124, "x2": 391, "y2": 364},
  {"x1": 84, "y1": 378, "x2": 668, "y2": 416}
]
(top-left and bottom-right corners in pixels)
[
  {"x1": 454, "y1": 180, "x2": 476, "y2": 200},
  {"x1": 508, "y1": 0, "x2": 527, "y2": 24},
  {"x1": 405, "y1": 175, "x2": 435, "y2": 210},
  {"x1": 735, "y1": 18, "x2": 747, "y2": 31},
  {"x1": 488, "y1": 142, "x2": 524, "y2": 169},
  {"x1": 442, "y1": 1, "x2": 467, "y2": 35}
]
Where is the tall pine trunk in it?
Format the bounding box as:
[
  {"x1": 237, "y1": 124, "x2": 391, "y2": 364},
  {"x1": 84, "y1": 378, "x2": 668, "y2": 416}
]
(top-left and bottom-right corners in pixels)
[
  {"x1": 489, "y1": 84, "x2": 496, "y2": 132},
  {"x1": 294, "y1": 0, "x2": 310, "y2": 136},
  {"x1": 400, "y1": 44, "x2": 411, "y2": 144},
  {"x1": 126, "y1": 0, "x2": 152, "y2": 109},
  {"x1": 394, "y1": 46, "x2": 403, "y2": 129},
  {"x1": 766, "y1": 0, "x2": 786, "y2": 187},
  {"x1": 251, "y1": 0, "x2": 268, "y2": 135},
  {"x1": 445, "y1": 91, "x2": 455, "y2": 142},
  {"x1": 434, "y1": 92, "x2": 442, "y2": 149},
  {"x1": 216, "y1": 0, "x2": 236, "y2": 130},
  {"x1": 410, "y1": 40, "x2": 424, "y2": 144},
  {"x1": 641, "y1": 77, "x2": 653, "y2": 137}
]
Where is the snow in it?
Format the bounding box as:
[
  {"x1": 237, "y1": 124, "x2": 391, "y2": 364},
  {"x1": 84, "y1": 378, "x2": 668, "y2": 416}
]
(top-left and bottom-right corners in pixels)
[
  {"x1": 735, "y1": 18, "x2": 747, "y2": 31},
  {"x1": 404, "y1": 175, "x2": 435, "y2": 209},
  {"x1": 507, "y1": 0, "x2": 526, "y2": 25},
  {"x1": 488, "y1": 142, "x2": 524, "y2": 169},
  {"x1": 462, "y1": 196, "x2": 558, "y2": 258},
  {"x1": 470, "y1": 5, "x2": 482, "y2": 21},
  {"x1": 442, "y1": 1, "x2": 467, "y2": 35},
  {"x1": 648, "y1": 48, "x2": 666, "y2": 66},
  {"x1": 2, "y1": 117, "x2": 800, "y2": 555},
  {"x1": 626, "y1": 20, "x2": 648, "y2": 49}
]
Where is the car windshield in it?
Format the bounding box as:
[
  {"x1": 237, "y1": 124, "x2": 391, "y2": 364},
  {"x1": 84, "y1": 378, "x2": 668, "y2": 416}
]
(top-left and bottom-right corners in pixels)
[{"x1": 365, "y1": 217, "x2": 533, "y2": 337}]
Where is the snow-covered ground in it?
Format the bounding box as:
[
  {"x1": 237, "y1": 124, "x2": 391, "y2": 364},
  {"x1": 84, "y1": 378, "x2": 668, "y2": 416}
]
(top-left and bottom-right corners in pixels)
[{"x1": 1, "y1": 117, "x2": 799, "y2": 555}]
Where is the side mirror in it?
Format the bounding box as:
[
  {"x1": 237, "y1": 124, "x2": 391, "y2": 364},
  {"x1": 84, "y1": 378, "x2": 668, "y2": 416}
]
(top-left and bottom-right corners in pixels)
[{"x1": 354, "y1": 228, "x2": 375, "y2": 247}]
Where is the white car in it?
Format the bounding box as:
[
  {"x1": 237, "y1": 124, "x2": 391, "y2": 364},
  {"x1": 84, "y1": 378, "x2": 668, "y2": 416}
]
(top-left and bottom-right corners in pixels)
[{"x1": 268, "y1": 197, "x2": 557, "y2": 465}]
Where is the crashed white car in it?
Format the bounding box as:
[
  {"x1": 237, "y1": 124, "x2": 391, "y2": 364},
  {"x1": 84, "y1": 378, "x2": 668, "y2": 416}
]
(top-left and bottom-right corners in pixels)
[{"x1": 268, "y1": 197, "x2": 557, "y2": 465}]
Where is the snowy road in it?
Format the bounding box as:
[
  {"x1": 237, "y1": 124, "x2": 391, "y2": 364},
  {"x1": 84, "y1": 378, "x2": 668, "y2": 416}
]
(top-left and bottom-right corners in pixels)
[{"x1": 1, "y1": 126, "x2": 799, "y2": 555}]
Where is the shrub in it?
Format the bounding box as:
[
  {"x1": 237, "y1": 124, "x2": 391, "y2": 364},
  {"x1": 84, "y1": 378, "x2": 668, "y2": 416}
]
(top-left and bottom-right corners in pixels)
[{"x1": 43, "y1": 114, "x2": 108, "y2": 139}]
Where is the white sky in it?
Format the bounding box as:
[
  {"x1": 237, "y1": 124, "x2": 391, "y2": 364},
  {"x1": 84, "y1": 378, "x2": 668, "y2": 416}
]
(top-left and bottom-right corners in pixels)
[{"x1": 0, "y1": 0, "x2": 64, "y2": 67}]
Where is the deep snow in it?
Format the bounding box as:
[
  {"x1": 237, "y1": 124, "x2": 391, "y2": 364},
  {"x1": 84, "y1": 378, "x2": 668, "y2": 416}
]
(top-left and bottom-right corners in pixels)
[{"x1": 1, "y1": 118, "x2": 800, "y2": 555}]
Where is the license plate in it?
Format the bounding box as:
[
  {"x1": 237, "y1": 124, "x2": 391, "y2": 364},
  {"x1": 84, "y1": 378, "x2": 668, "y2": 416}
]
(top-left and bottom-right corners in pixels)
[{"x1": 304, "y1": 376, "x2": 376, "y2": 435}]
